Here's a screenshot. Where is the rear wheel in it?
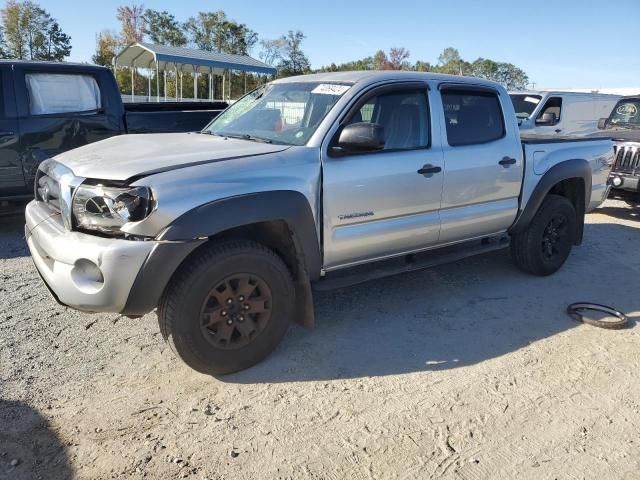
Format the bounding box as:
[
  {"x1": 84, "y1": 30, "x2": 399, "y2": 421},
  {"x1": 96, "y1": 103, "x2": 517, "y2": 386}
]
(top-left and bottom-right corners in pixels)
[
  {"x1": 511, "y1": 194, "x2": 577, "y2": 276},
  {"x1": 159, "y1": 240, "x2": 295, "y2": 375}
]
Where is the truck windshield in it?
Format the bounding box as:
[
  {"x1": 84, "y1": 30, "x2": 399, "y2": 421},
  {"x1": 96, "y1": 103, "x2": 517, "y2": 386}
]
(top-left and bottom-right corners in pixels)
[
  {"x1": 509, "y1": 94, "x2": 542, "y2": 120},
  {"x1": 204, "y1": 82, "x2": 351, "y2": 145},
  {"x1": 608, "y1": 99, "x2": 640, "y2": 128}
]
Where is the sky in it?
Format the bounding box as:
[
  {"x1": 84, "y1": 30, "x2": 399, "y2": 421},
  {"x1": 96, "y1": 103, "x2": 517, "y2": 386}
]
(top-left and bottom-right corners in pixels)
[{"x1": 32, "y1": 0, "x2": 640, "y2": 89}]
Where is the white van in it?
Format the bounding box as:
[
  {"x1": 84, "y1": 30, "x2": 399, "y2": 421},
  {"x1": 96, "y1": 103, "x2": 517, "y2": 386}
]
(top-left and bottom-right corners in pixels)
[{"x1": 509, "y1": 91, "x2": 620, "y2": 137}]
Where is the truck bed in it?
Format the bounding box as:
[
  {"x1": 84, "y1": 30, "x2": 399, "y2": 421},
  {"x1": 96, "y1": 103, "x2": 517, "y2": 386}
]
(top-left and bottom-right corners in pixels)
[
  {"x1": 124, "y1": 101, "x2": 228, "y2": 134},
  {"x1": 520, "y1": 134, "x2": 613, "y2": 144},
  {"x1": 520, "y1": 136, "x2": 614, "y2": 213}
]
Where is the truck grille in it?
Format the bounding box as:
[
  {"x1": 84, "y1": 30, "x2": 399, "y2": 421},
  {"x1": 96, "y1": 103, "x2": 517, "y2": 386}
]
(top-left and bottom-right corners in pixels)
[{"x1": 612, "y1": 144, "x2": 640, "y2": 175}]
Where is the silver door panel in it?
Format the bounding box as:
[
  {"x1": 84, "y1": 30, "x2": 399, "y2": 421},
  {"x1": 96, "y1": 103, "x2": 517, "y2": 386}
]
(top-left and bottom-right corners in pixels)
[
  {"x1": 438, "y1": 197, "x2": 517, "y2": 244},
  {"x1": 327, "y1": 209, "x2": 440, "y2": 269}
]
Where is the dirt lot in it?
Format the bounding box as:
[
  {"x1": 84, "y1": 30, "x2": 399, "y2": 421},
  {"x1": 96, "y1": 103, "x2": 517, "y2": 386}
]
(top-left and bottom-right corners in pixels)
[{"x1": 1, "y1": 197, "x2": 639, "y2": 480}]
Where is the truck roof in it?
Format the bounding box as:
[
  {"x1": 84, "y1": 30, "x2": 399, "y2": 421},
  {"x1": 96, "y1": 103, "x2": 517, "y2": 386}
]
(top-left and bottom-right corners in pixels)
[
  {"x1": 273, "y1": 70, "x2": 504, "y2": 89},
  {"x1": 0, "y1": 59, "x2": 109, "y2": 71},
  {"x1": 510, "y1": 89, "x2": 620, "y2": 98}
]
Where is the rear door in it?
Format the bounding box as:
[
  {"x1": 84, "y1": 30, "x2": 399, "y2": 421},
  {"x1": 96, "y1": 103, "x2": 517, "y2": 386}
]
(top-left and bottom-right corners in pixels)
[
  {"x1": 14, "y1": 64, "x2": 121, "y2": 186},
  {"x1": 322, "y1": 82, "x2": 444, "y2": 269},
  {"x1": 0, "y1": 64, "x2": 24, "y2": 196},
  {"x1": 437, "y1": 84, "x2": 524, "y2": 244}
]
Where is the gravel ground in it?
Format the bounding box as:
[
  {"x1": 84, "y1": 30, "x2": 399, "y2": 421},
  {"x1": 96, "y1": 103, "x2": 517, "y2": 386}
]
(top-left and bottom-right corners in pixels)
[{"x1": 1, "y1": 197, "x2": 639, "y2": 480}]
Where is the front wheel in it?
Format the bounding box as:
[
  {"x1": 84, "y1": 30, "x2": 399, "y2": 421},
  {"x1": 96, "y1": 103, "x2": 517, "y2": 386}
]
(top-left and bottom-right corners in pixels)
[
  {"x1": 510, "y1": 194, "x2": 577, "y2": 276},
  {"x1": 158, "y1": 240, "x2": 295, "y2": 375}
]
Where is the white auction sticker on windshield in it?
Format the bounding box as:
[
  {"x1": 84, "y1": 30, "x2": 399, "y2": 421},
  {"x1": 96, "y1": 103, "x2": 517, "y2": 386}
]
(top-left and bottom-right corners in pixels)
[
  {"x1": 312, "y1": 84, "x2": 350, "y2": 95},
  {"x1": 524, "y1": 96, "x2": 540, "y2": 104}
]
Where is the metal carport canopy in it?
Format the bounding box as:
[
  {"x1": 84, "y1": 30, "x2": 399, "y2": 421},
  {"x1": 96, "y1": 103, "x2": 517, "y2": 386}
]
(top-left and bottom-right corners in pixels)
[{"x1": 114, "y1": 42, "x2": 277, "y2": 75}]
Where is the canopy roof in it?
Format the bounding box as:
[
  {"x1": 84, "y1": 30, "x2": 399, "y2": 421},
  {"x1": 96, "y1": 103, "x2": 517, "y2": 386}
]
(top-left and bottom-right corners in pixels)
[{"x1": 114, "y1": 42, "x2": 277, "y2": 75}]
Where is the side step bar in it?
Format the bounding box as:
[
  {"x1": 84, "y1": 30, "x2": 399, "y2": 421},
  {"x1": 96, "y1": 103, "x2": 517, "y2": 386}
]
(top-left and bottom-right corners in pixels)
[{"x1": 313, "y1": 235, "x2": 510, "y2": 291}]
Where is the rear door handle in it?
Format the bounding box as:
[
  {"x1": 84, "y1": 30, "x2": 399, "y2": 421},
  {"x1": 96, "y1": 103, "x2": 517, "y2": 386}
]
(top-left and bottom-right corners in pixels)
[
  {"x1": 498, "y1": 157, "x2": 517, "y2": 167},
  {"x1": 417, "y1": 164, "x2": 442, "y2": 177}
]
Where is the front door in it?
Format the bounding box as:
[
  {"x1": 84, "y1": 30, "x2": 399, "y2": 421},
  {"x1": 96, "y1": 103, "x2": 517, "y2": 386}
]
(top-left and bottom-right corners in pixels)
[
  {"x1": 534, "y1": 96, "x2": 563, "y2": 135},
  {"x1": 322, "y1": 84, "x2": 444, "y2": 270},
  {"x1": 0, "y1": 64, "x2": 23, "y2": 196}
]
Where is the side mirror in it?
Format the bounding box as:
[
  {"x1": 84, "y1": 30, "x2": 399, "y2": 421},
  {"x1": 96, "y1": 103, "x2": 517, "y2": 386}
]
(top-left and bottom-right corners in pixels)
[
  {"x1": 331, "y1": 122, "x2": 385, "y2": 155},
  {"x1": 535, "y1": 112, "x2": 557, "y2": 126},
  {"x1": 597, "y1": 117, "x2": 608, "y2": 130}
]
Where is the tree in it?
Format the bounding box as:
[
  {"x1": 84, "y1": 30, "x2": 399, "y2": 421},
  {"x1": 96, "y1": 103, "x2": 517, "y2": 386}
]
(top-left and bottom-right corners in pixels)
[
  {"x1": 413, "y1": 60, "x2": 431, "y2": 72},
  {"x1": 0, "y1": 0, "x2": 71, "y2": 60},
  {"x1": 1, "y1": 1, "x2": 24, "y2": 58},
  {"x1": 224, "y1": 21, "x2": 257, "y2": 55},
  {"x1": 92, "y1": 30, "x2": 119, "y2": 67},
  {"x1": 117, "y1": 4, "x2": 145, "y2": 45},
  {"x1": 40, "y1": 20, "x2": 71, "y2": 60},
  {"x1": 316, "y1": 47, "x2": 410, "y2": 72},
  {"x1": 387, "y1": 47, "x2": 411, "y2": 70},
  {"x1": 184, "y1": 11, "x2": 257, "y2": 55},
  {"x1": 469, "y1": 58, "x2": 498, "y2": 80},
  {"x1": 373, "y1": 49, "x2": 388, "y2": 70},
  {"x1": 184, "y1": 11, "x2": 226, "y2": 51},
  {"x1": 434, "y1": 47, "x2": 469, "y2": 75},
  {"x1": 492, "y1": 62, "x2": 528, "y2": 90},
  {"x1": 312, "y1": 46, "x2": 530, "y2": 89},
  {"x1": 0, "y1": 27, "x2": 7, "y2": 58},
  {"x1": 470, "y1": 57, "x2": 529, "y2": 90},
  {"x1": 143, "y1": 9, "x2": 186, "y2": 46},
  {"x1": 258, "y1": 38, "x2": 285, "y2": 66},
  {"x1": 276, "y1": 30, "x2": 310, "y2": 76}
]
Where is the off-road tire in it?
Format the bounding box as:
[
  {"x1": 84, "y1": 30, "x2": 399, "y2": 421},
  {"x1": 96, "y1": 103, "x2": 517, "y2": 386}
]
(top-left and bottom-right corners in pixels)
[
  {"x1": 511, "y1": 194, "x2": 577, "y2": 276},
  {"x1": 158, "y1": 240, "x2": 295, "y2": 375}
]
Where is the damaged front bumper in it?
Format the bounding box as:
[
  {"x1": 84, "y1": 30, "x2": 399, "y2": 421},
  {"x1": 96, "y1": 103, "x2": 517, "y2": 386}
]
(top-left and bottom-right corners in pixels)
[
  {"x1": 25, "y1": 201, "x2": 203, "y2": 315},
  {"x1": 26, "y1": 200, "x2": 155, "y2": 313}
]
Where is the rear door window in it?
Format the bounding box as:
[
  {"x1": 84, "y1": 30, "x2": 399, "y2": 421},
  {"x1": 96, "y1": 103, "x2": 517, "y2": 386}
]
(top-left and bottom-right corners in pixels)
[
  {"x1": 26, "y1": 73, "x2": 101, "y2": 115},
  {"x1": 442, "y1": 90, "x2": 505, "y2": 146}
]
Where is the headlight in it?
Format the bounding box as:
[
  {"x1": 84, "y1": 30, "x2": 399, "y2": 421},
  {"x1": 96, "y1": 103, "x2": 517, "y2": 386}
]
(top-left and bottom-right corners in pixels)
[{"x1": 72, "y1": 184, "x2": 152, "y2": 234}]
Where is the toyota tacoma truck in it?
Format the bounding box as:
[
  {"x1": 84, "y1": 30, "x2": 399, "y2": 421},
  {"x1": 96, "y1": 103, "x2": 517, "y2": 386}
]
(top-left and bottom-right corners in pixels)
[
  {"x1": 596, "y1": 96, "x2": 640, "y2": 197},
  {"x1": 0, "y1": 60, "x2": 226, "y2": 203},
  {"x1": 25, "y1": 72, "x2": 614, "y2": 375}
]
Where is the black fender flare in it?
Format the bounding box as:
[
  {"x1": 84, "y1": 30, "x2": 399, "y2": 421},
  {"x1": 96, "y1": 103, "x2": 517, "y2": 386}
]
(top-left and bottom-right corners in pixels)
[
  {"x1": 122, "y1": 191, "x2": 321, "y2": 317},
  {"x1": 158, "y1": 190, "x2": 322, "y2": 278},
  {"x1": 509, "y1": 159, "x2": 592, "y2": 244}
]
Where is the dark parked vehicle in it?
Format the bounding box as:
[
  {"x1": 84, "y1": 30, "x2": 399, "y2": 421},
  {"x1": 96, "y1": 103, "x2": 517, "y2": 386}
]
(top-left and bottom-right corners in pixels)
[
  {"x1": 597, "y1": 96, "x2": 640, "y2": 197},
  {"x1": 0, "y1": 60, "x2": 227, "y2": 201}
]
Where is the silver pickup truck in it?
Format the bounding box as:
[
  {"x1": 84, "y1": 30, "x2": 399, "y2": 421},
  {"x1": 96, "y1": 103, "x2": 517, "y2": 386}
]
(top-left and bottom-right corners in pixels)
[{"x1": 25, "y1": 71, "x2": 614, "y2": 375}]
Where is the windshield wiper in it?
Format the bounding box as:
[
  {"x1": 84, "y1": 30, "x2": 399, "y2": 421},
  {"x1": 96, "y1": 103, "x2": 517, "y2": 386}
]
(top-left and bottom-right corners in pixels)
[{"x1": 222, "y1": 133, "x2": 273, "y2": 144}]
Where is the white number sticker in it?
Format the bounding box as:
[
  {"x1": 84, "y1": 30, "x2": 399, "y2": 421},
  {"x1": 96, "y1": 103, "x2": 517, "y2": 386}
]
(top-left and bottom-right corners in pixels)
[
  {"x1": 312, "y1": 84, "x2": 350, "y2": 95},
  {"x1": 524, "y1": 96, "x2": 540, "y2": 104}
]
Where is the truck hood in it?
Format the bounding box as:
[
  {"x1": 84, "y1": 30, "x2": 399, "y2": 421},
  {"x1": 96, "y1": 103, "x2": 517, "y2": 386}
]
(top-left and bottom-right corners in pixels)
[{"x1": 54, "y1": 133, "x2": 290, "y2": 181}]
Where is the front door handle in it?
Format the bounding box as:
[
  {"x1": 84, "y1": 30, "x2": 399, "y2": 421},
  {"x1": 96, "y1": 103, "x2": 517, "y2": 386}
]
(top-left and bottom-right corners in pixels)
[
  {"x1": 498, "y1": 157, "x2": 517, "y2": 167},
  {"x1": 417, "y1": 164, "x2": 442, "y2": 177}
]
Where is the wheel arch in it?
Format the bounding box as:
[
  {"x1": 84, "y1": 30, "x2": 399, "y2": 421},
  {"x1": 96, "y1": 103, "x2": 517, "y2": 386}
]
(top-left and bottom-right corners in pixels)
[
  {"x1": 157, "y1": 190, "x2": 321, "y2": 279},
  {"x1": 510, "y1": 159, "x2": 591, "y2": 245},
  {"x1": 123, "y1": 191, "x2": 320, "y2": 325}
]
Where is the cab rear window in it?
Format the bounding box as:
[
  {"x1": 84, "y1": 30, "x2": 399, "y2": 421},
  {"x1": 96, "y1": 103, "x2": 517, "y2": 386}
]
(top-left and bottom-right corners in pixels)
[{"x1": 26, "y1": 73, "x2": 101, "y2": 115}]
